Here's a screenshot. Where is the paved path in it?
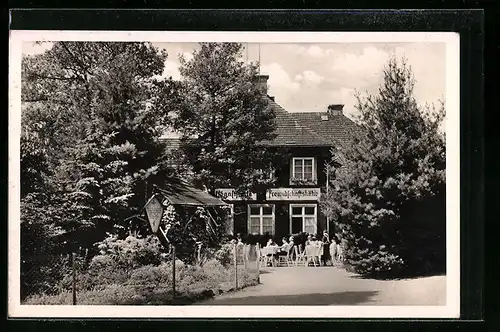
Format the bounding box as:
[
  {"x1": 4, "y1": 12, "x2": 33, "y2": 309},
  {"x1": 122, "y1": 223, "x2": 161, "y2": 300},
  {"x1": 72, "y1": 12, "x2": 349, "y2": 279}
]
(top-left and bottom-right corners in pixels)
[{"x1": 198, "y1": 266, "x2": 446, "y2": 305}]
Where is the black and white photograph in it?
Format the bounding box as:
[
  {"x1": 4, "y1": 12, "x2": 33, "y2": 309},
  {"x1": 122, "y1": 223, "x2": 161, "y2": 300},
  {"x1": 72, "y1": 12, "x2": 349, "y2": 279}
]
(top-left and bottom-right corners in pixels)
[{"x1": 9, "y1": 31, "x2": 460, "y2": 318}]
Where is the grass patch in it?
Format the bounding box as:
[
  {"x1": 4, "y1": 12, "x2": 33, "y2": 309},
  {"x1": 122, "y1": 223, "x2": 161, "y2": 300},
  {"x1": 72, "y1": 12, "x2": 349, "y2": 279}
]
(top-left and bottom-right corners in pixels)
[{"x1": 23, "y1": 260, "x2": 259, "y2": 305}]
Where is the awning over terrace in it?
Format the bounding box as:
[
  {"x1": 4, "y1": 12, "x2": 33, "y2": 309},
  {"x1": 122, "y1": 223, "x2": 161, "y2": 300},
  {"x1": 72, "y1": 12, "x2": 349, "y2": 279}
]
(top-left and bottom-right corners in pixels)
[{"x1": 153, "y1": 178, "x2": 229, "y2": 207}]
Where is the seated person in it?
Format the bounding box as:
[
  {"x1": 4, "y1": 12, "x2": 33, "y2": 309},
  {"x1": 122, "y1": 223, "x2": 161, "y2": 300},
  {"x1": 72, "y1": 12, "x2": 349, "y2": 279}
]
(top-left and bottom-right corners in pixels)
[
  {"x1": 305, "y1": 235, "x2": 313, "y2": 246},
  {"x1": 266, "y1": 238, "x2": 276, "y2": 247},
  {"x1": 277, "y1": 237, "x2": 292, "y2": 256}
]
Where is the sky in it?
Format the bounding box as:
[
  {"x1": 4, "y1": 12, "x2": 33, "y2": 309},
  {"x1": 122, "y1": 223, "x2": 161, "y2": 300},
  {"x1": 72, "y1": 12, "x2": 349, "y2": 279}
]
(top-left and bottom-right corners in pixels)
[{"x1": 23, "y1": 41, "x2": 446, "y2": 121}]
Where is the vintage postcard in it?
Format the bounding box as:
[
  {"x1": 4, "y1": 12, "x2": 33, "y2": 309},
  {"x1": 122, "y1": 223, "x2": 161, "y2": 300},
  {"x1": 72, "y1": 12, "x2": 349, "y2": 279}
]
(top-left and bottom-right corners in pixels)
[{"x1": 9, "y1": 30, "x2": 460, "y2": 318}]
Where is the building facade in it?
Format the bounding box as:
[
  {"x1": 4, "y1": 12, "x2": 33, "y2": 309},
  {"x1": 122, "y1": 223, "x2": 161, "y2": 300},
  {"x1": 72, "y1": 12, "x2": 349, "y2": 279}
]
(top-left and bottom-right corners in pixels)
[
  {"x1": 213, "y1": 75, "x2": 358, "y2": 239},
  {"x1": 160, "y1": 75, "x2": 358, "y2": 240}
]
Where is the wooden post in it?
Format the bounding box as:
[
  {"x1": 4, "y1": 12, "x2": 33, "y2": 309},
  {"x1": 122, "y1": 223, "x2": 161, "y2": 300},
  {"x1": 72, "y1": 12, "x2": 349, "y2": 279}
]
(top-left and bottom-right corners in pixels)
[
  {"x1": 172, "y1": 245, "x2": 176, "y2": 299},
  {"x1": 256, "y1": 243, "x2": 260, "y2": 284},
  {"x1": 243, "y1": 244, "x2": 248, "y2": 270},
  {"x1": 197, "y1": 243, "x2": 202, "y2": 266},
  {"x1": 72, "y1": 252, "x2": 77, "y2": 305},
  {"x1": 233, "y1": 243, "x2": 238, "y2": 289}
]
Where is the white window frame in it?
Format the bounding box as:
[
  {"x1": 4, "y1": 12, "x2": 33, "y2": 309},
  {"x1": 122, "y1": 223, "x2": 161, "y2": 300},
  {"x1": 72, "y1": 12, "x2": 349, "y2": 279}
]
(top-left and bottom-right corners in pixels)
[
  {"x1": 247, "y1": 204, "x2": 275, "y2": 235},
  {"x1": 289, "y1": 204, "x2": 318, "y2": 234},
  {"x1": 291, "y1": 157, "x2": 317, "y2": 183}
]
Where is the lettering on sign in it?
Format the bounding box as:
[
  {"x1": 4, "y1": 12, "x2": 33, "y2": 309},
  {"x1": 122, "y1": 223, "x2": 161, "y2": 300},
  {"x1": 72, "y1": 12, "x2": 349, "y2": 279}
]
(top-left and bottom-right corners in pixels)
[
  {"x1": 266, "y1": 188, "x2": 321, "y2": 201},
  {"x1": 214, "y1": 188, "x2": 257, "y2": 201},
  {"x1": 144, "y1": 195, "x2": 164, "y2": 233}
]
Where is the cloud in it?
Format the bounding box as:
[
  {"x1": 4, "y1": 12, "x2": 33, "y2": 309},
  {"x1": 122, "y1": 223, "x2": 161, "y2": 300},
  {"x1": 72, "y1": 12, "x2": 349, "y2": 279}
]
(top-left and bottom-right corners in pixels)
[
  {"x1": 294, "y1": 70, "x2": 324, "y2": 85},
  {"x1": 331, "y1": 47, "x2": 390, "y2": 77},
  {"x1": 307, "y1": 45, "x2": 328, "y2": 57},
  {"x1": 261, "y1": 62, "x2": 300, "y2": 93}
]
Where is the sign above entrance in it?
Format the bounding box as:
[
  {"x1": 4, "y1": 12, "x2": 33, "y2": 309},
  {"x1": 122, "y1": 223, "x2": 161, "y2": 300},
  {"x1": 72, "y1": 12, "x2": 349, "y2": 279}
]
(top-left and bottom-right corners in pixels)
[
  {"x1": 266, "y1": 188, "x2": 321, "y2": 201},
  {"x1": 214, "y1": 188, "x2": 257, "y2": 201}
]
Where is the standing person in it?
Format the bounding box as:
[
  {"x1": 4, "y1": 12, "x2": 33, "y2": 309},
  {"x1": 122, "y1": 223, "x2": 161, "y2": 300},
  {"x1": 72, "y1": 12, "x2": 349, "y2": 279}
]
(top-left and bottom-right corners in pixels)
[
  {"x1": 321, "y1": 230, "x2": 331, "y2": 266},
  {"x1": 330, "y1": 236, "x2": 338, "y2": 265}
]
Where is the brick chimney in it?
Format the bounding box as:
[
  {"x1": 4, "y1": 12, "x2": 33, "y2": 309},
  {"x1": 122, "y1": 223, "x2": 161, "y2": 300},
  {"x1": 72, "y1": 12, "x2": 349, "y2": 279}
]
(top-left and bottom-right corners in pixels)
[
  {"x1": 254, "y1": 74, "x2": 269, "y2": 93},
  {"x1": 327, "y1": 104, "x2": 344, "y2": 116}
]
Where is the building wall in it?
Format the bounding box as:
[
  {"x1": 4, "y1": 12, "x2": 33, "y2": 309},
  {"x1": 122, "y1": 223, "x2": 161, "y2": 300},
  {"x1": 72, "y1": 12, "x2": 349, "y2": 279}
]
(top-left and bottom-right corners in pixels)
[{"x1": 221, "y1": 146, "x2": 335, "y2": 239}]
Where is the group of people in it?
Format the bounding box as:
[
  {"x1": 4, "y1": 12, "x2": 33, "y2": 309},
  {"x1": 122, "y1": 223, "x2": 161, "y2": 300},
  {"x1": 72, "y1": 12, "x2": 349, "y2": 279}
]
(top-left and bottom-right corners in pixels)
[{"x1": 262, "y1": 230, "x2": 345, "y2": 266}]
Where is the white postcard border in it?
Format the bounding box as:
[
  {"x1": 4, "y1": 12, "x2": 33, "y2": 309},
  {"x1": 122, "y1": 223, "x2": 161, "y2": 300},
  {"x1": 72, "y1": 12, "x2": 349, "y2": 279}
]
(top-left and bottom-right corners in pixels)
[{"x1": 8, "y1": 30, "x2": 460, "y2": 318}]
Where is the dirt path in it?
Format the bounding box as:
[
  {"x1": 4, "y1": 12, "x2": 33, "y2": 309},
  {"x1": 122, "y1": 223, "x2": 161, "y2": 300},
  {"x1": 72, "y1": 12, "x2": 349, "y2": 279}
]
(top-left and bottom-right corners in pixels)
[{"x1": 198, "y1": 266, "x2": 446, "y2": 305}]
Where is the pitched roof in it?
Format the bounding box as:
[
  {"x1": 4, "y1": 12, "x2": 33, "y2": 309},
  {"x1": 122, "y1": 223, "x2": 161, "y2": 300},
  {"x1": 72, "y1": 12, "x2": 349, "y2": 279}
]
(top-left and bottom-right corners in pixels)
[
  {"x1": 261, "y1": 99, "x2": 332, "y2": 147},
  {"x1": 290, "y1": 111, "x2": 359, "y2": 146},
  {"x1": 154, "y1": 178, "x2": 229, "y2": 206},
  {"x1": 159, "y1": 98, "x2": 359, "y2": 150}
]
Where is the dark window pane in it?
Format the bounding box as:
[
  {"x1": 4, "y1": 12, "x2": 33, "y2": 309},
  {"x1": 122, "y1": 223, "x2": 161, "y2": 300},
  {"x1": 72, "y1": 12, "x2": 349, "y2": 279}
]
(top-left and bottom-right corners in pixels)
[
  {"x1": 305, "y1": 206, "x2": 315, "y2": 215},
  {"x1": 250, "y1": 206, "x2": 260, "y2": 215},
  {"x1": 304, "y1": 159, "x2": 313, "y2": 167},
  {"x1": 291, "y1": 217, "x2": 303, "y2": 233},
  {"x1": 262, "y1": 206, "x2": 273, "y2": 215},
  {"x1": 292, "y1": 207, "x2": 302, "y2": 215}
]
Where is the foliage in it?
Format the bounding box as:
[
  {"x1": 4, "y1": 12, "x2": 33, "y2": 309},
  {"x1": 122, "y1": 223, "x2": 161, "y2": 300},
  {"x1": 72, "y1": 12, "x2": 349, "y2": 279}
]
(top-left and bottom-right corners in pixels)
[
  {"x1": 212, "y1": 242, "x2": 235, "y2": 266},
  {"x1": 321, "y1": 57, "x2": 446, "y2": 277},
  {"x1": 154, "y1": 42, "x2": 286, "y2": 197},
  {"x1": 21, "y1": 42, "x2": 178, "y2": 250},
  {"x1": 24, "y1": 258, "x2": 259, "y2": 305},
  {"x1": 158, "y1": 204, "x2": 228, "y2": 264}
]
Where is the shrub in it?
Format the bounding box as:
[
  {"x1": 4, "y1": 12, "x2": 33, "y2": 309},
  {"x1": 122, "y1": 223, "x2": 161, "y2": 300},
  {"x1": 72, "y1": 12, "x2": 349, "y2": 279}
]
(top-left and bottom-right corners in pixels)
[{"x1": 213, "y1": 242, "x2": 234, "y2": 266}]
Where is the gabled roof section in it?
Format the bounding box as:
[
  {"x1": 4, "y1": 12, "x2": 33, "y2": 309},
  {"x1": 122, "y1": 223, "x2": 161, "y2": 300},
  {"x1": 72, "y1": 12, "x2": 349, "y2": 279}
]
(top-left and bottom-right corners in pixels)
[
  {"x1": 290, "y1": 111, "x2": 359, "y2": 146},
  {"x1": 261, "y1": 99, "x2": 331, "y2": 147},
  {"x1": 154, "y1": 178, "x2": 228, "y2": 206}
]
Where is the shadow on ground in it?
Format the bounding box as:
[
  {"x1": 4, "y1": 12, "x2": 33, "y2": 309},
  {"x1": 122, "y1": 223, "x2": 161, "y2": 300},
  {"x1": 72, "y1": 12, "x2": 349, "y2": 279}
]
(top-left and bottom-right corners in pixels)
[
  {"x1": 349, "y1": 273, "x2": 447, "y2": 281},
  {"x1": 199, "y1": 291, "x2": 379, "y2": 305}
]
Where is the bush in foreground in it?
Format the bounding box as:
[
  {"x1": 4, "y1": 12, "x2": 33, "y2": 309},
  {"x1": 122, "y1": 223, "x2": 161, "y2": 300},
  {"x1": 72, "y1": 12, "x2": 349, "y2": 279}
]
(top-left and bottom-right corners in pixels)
[{"x1": 24, "y1": 258, "x2": 258, "y2": 305}]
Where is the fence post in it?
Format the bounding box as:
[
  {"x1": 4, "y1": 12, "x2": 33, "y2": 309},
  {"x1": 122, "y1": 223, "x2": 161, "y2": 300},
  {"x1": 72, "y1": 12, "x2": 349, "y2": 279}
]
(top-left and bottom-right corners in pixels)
[
  {"x1": 243, "y1": 245, "x2": 248, "y2": 270},
  {"x1": 72, "y1": 252, "x2": 77, "y2": 305},
  {"x1": 233, "y1": 243, "x2": 238, "y2": 289},
  {"x1": 172, "y1": 245, "x2": 176, "y2": 299},
  {"x1": 256, "y1": 243, "x2": 260, "y2": 284},
  {"x1": 197, "y1": 243, "x2": 202, "y2": 266}
]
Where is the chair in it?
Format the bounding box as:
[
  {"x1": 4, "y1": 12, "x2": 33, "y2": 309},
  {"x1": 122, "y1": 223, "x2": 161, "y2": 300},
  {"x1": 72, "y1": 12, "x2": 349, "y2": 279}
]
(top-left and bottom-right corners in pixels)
[
  {"x1": 303, "y1": 245, "x2": 321, "y2": 267},
  {"x1": 294, "y1": 245, "x2": 305, "y2": 266},
  {"x1": 277, "y1": 245, "x2": 293, "y2": 267},
  {"x1": 259, "y1": 246, "x2": 277, "y2": 267}
]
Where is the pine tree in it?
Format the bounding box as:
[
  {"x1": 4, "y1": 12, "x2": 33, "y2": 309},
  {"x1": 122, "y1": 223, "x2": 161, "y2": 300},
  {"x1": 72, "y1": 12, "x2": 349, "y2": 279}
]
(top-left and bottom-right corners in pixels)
[{"x1": 322, "y1": 58, "x2": 446, "y2": 276}]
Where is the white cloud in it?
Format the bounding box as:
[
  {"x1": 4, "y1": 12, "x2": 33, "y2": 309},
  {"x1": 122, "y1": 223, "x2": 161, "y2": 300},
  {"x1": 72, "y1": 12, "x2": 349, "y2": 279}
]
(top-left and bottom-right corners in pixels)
[
  {"x1": 307, "y1": 45, "x2": 326, "y2": 57},
  {"x1": 331, "y1": 47, "x2": 390, "y2": 80},
  {"x1": 261, "y1": 62, "x2": 300, "y2": 94},
  {"x1": 294, "y1": 70, "x2": 324, "y2": 85}
]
